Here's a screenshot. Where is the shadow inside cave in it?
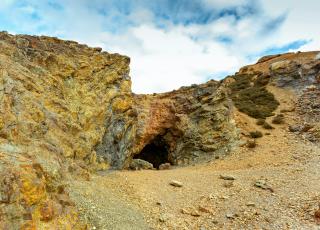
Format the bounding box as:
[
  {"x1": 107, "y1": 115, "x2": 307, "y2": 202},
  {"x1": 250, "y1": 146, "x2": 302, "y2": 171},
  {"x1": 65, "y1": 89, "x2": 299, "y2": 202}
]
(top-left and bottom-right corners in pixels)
[{"x1": 133, "y1": 135, "x2": 171, "y2": 169}]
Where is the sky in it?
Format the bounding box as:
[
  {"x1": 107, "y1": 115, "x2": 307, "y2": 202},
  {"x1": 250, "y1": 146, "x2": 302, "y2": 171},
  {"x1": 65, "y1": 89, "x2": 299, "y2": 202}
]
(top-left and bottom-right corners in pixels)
[{"x1": 0, "y1": 0, "x2": 319, "y2": 93}]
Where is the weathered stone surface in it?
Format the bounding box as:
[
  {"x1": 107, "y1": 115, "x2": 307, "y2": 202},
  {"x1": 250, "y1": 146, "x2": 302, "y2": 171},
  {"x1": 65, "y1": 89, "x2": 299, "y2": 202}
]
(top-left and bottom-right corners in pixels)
[
  {"x1": 159, "y1": 163, "x2": 171, "y2": 170},
  {"x1": 169, "y1": 180, "x2": 183, "y2": 187},
  {"x1": 97, "y1": 80, "x2": 239, "y2": 169},
  {"x1": 129, "y1": 159, "x2": 154, "y2": 170},
  {"x1": 0, "y1": 32, "x2": 131, "y2": 228}
]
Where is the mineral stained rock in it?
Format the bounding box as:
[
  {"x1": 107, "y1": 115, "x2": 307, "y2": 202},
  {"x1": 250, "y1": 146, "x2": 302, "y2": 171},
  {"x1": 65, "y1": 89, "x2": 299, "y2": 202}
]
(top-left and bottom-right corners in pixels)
[
  {"x1": 0, "y1": 32, "x2": 131, "y2": 228},
  {"x1": 96, "y1": 80, "x2": 239, "y2": 169}
]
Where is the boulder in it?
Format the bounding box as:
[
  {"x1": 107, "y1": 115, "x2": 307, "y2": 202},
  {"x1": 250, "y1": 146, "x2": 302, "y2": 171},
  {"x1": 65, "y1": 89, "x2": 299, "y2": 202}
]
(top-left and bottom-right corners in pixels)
[{"x1": 129, "y1": 159, "x2": 154, "y2": 170}]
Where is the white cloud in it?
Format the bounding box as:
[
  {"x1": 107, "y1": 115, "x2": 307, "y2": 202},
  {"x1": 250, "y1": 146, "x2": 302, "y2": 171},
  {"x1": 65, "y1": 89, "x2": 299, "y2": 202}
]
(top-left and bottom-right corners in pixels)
[
  {"x1": 0, "y1": 0, "x2": 15, "y2": 9},
  {"x1": 0, "y1": 0, "x2": 319, "y2": 93},
  {"x1": 94, "y1": 24, "x2": 241, "y2": 93},
  {"x1": 260, "y1": 0, "x2": 320, "y2": 52}
]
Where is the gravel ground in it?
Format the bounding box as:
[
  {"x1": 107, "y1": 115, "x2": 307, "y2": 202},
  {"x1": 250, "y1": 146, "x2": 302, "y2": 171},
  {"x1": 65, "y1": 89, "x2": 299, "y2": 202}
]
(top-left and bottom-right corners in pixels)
[{"x1": 66, "y1": 88, "x2": 320, "y2": 229}]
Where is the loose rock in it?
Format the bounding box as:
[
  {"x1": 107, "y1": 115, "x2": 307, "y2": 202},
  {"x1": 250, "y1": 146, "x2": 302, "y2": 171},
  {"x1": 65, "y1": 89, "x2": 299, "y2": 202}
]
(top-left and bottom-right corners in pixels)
[
  {"x1": 169, "y1": 180, "x2": 183, "y2": 187},
  {"x1": 246, "y1": 202, "x2": 256, "y2": 207},
  {"x1": 226, "y1": 213, "x2": 236, "y2": 219},
  {"x1": 219, "y1": 174, "x2": 236, "y2": 180},
  {"x1": 159, "y1": 163, "x2": 171, "y2": 170},
  {"x1": 129, "y1": 159, "x2": 154, "y2": 170},
  {"x1": 254, "y1": 179, "x2": 274, "y2": 192}
]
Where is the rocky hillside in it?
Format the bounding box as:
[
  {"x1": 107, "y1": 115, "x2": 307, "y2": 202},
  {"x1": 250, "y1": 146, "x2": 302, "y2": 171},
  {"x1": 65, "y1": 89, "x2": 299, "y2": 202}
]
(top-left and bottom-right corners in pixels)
[
  {"x1": 96, "y1": 80, "x2": 238, "y2": 169},
  {"x1": 231, "y1": 51, "x2": 320, "y2": 143},
  {"x1": 0, "y1": 32, "x2": 319, "y2": 229}
]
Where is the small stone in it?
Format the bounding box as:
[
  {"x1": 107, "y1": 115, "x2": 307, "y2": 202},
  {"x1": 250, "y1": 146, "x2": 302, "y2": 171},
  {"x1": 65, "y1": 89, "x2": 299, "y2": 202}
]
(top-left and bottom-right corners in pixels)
[
  {"x1": 246, "y1": 202, "x2": 255, "y2": 207},
  {"x1": 181, "y1": 208, "x2": 189, "y2": 215},
  {"x1": 169, "y1": 180, "x2": 183, "y2": 187},
  {"x1": 289, "y1": 124, "x2": 303, "y2": 132},
  {"x1": 254, "y1": 179, "x2": 274, "y2": 192},
  {"x1": 226, "y1": 213, "x2": 235, "y2": 219},
  {"x1": 191, "y1": 210, "x2": 201, "y2": 217},
  {"x1": 181, "y1": 207, "x2": 200, "y2": 217},
  {"x1": 159, "y1": 163, "x2": 171, "y2": 170},
  {"x1": 212, "y1": 220, "x2": 218, "y2": 224},
  {"x1": 219, "y1": 174, "x2": 235, "y2": 180}
]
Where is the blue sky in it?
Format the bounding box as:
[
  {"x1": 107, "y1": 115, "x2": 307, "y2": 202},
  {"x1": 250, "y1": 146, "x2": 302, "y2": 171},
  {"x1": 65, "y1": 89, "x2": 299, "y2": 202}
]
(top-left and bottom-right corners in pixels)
[{"x1": 0, "y1": 0, "x2": 319, "y2": 93}]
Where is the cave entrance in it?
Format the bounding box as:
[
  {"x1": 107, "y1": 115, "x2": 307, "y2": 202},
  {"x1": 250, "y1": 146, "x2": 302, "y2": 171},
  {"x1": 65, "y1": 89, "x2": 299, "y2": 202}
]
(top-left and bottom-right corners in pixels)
[{"x1": 134, "y1": 136, "x2": 171, "y2": 169}]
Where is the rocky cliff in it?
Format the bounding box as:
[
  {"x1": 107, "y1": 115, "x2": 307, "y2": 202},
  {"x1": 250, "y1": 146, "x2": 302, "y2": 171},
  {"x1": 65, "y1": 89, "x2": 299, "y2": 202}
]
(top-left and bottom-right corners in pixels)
[
  {"x1": 0, "y1": 32, "x2": 319, "y2": 229},
  {"x1": 0, "y1": 32, "x2": 131, "y2": 229}
]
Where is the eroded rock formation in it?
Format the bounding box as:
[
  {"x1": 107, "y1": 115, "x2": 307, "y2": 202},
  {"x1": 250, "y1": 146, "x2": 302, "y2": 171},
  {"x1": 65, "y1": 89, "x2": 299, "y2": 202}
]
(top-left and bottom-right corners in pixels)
[
  {"x1": 96, "y1": 80, "x2": 239, "y2": 169},
  {"x1": 0, "y1": 32, "x2": 319, "y2": 228},
  {"x1": 0, "y1": 32, "x2": 131, "y2": 228}
]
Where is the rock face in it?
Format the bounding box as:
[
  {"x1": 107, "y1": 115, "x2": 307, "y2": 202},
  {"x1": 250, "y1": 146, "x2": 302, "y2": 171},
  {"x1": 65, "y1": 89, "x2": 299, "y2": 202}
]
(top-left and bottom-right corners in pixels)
[
  {"x1": 96, "y1": 80, "x2": 239, "y2": 169},
  {"x1": 0, "y1": 32, "x2": 131, "y2": 228}
]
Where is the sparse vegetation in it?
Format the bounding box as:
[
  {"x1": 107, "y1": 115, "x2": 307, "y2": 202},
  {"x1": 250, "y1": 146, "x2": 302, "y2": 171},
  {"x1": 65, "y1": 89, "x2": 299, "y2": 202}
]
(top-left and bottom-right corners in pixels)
[
  {"x1": 262, "y1": 122, "x2": 274, "y2": 129},
  {"x1": 272, "y1": 114, "x2": 285, "y2": 124},
  {"x1": 256, "y1": 119, "x2": 265, "y2": 125},
  {"x1": 249, "y1": 131, "x2": 263, "y2": 138},
  {"x1": 229, "y1": 73, "x2": 279, "y2": 119}
]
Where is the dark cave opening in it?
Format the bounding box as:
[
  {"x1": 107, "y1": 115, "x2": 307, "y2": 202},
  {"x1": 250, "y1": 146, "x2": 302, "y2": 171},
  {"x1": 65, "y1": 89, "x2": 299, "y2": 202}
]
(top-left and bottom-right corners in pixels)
[{"x1": 133, "y1": 136, "x2": 171, "y2": 169}]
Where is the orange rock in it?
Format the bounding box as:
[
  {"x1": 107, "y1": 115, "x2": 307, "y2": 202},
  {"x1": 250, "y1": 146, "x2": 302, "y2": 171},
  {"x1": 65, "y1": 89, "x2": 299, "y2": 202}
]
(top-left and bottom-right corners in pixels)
[{"x1": 40, "y1": 201, "x2": 55, "y2": 222}]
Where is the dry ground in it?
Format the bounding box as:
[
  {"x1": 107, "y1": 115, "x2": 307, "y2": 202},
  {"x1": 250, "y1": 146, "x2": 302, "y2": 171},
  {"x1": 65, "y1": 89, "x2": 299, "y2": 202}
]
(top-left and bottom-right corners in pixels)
[
  {"x1": 68, "y1": 125, "x2": 320, "y2": 229},
  {"x1": 67, "y1": 87, "x2": 320, "y2": 230}
]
